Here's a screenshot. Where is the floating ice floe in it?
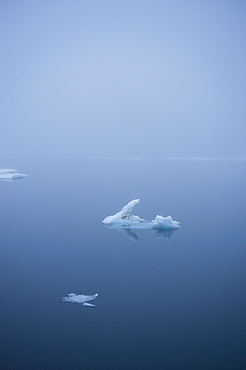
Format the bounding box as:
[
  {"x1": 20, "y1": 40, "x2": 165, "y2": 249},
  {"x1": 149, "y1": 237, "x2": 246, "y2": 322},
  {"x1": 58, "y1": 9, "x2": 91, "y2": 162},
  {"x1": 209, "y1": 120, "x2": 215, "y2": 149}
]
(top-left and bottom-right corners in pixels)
[
  {"x1": 57, "y1": 293, "x2": 99, "y2": 307},
  {"x1": 0, "y1": 169, "x2": 28, "y2": 181},
  {"x1": 102, "y1": 199, "x2": 180, "y2": 241},
  {"x1": 102, "y1": 199, "x2": 180, "y2": 229}
]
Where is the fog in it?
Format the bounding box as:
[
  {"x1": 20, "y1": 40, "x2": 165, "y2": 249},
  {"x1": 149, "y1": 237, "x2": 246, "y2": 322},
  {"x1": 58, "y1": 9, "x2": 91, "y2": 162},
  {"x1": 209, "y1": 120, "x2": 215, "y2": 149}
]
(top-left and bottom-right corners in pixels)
[{"x1": 1, "y1": 0, "x2": 246, "y2": 158}]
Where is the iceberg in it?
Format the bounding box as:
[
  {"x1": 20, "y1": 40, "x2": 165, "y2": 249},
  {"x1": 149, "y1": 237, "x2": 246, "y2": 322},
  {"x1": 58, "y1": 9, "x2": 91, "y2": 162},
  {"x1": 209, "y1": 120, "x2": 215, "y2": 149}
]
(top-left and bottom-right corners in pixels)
[
  {"x1": 102, "y1": 199, "x2": 180, "y2": 229},
  {"x1": 102, "y1": 199, "x2": 180, "y2": 241},
  {"x1": 0, "y1": 169, "x2": 28, "y2": 181},
  {"x1": 102, "y1": 199, "x2": 181, "y2": 241},
  {"x1": 57, "y1": 293, "x2": 99, "y2": 307}
]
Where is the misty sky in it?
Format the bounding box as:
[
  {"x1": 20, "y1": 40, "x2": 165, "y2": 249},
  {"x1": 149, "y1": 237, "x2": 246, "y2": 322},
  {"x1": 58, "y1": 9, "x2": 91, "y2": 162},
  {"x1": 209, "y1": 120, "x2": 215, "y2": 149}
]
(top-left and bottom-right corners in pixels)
[{"x1": 1, "y1": 0, "x2": 246, "y2": 158}]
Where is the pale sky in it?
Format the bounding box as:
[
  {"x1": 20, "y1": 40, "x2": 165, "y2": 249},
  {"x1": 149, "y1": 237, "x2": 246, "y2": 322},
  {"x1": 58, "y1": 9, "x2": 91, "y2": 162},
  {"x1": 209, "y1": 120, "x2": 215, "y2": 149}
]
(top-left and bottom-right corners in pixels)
[{"x1": 1, "y1": 0, "x2": 246, "y2": 158}]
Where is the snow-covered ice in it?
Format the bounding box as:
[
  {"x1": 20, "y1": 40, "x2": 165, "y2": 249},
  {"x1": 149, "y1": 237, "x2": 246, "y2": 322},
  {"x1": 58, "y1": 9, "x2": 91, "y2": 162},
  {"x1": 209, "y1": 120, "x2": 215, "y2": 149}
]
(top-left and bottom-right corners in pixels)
[
  {"x1": 57, "y1": 293, "x2": 99, "y2": 307},
  {"x1": 102, "y1": 199, "x2": 180, "y2": 229}
]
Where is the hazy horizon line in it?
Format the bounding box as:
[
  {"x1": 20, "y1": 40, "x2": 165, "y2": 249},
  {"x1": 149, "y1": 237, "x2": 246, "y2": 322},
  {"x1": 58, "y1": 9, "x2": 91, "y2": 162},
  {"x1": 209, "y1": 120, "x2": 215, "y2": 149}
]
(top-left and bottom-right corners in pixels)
[
  {"x1": 85, "y1": 156, "x2": 246, "y2": 161},
  {"x1": 1, "y1": 152, "x2": 246, "y2": 161}
]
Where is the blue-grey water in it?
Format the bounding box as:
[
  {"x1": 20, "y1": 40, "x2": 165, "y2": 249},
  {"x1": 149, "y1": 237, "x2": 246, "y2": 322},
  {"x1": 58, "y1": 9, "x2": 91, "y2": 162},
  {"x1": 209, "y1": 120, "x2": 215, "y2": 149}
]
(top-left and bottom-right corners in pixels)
[{"x1": 1, "y1": 156, "x2": 246, "y2": 370}]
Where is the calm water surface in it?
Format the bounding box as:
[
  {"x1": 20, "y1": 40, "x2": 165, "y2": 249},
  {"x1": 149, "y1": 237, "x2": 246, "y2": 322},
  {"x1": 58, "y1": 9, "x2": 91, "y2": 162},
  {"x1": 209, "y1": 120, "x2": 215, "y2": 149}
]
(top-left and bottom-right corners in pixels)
[{"x1": 0, "y1": 156, "x2": 246, "y2": 370}]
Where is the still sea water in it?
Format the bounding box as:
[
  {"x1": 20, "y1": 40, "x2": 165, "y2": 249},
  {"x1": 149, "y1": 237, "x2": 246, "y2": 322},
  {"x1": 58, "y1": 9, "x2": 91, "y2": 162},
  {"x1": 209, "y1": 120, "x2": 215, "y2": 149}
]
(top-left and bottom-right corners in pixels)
[{"x1": 1, "y1": 155, "x2": 246, "y2": 370}]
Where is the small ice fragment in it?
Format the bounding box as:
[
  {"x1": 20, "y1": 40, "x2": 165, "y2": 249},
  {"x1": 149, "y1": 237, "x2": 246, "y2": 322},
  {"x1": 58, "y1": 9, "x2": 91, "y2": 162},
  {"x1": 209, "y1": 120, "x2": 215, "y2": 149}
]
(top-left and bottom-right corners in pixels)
[
  {"x1": 0, "y1": 169, "x2": 28, "y2": 181},
  {"x1": 57, "y1": 293, "x2": 98, "y2": 307}
]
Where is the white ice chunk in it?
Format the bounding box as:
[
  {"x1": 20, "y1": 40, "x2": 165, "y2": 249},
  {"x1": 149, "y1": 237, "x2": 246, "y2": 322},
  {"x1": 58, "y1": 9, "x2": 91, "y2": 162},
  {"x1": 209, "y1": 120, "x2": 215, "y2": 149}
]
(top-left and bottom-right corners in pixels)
[
  {"x1": 151, "y1": 215, "x2": 180, "y2": 229},
  {"x1": 102, "y1": 199, "x2": 180, "y2": 229},
  {"x1": 121, "y1": 199, "x2": 140, "y2": 218},
  {"x1": 57, "y1": 293, "x2": 98, "y2": 307},
  {"x1": 0, "y1": 169, "x2": 28, "y2": 181},
  {"x1": 102, "y1": 199, "x2": 145, "y2": 224}
]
